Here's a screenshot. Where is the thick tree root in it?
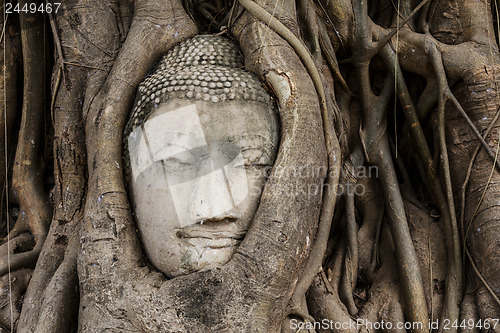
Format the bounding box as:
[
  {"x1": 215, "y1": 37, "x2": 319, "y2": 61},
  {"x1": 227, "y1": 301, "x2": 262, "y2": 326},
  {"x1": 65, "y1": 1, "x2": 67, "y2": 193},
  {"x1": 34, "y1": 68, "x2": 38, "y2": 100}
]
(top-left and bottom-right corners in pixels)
[
  {"x1": 234, "y1": 0, "x2": 342, "y2": 318},
  {"x1": 0, "y1": 234, "x2": 36, "y2": 276},
  {"x1": 0, "y1": 12, "x2": 20, "y2": 237},
  {"x1": 78, "y1": 0, "x2": 198, "y2": 331},
  {"x1": 1, "y1": 0, "x2": 52, "y2": 279},
  {"x1": 17, "y1": 1, "x2": 132, "y2": 332}
]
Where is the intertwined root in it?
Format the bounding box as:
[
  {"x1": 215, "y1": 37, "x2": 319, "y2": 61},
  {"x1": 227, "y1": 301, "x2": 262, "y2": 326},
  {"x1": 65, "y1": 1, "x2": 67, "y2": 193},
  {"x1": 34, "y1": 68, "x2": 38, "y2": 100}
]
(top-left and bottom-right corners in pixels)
[
  {"x1": 0, "y1": 268, "x2": 33, "y2": 330},
  {"x1": 1, "y1": 0, "x2": 499, "y2": 332}
]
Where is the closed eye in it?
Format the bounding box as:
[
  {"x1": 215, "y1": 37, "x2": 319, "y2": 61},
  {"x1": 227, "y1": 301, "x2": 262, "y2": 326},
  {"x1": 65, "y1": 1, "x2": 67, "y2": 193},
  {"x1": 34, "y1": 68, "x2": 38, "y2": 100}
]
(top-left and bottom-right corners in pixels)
[
  {"x1": 234, "y1": 163, "x2": 272, "y2": 171},
  {"x1": 162, "y1": 157, "x2": 193, "y2": 167}
]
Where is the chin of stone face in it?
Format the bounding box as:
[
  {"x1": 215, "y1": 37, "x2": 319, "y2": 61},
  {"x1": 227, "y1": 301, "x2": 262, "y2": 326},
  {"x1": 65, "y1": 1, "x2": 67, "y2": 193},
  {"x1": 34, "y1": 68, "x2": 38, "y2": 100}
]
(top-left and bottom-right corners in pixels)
[{"x1": 124, "y1": 34, "x2": 279, "y2": 278}]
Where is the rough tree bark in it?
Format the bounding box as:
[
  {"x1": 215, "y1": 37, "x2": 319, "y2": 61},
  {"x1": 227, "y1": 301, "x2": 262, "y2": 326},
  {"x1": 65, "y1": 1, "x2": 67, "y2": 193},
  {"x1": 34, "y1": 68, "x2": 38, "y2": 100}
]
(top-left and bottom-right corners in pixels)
[{"x1": 0, "y1": 0, "x2": 498, "y2": 332}]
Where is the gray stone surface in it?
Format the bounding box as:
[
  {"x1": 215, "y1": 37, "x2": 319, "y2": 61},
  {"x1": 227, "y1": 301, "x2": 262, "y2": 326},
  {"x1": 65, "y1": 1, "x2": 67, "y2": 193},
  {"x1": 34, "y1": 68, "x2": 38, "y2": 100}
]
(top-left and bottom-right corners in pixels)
[{"x1": 124, "y1": 35, "x2": 279, "y2": 277}]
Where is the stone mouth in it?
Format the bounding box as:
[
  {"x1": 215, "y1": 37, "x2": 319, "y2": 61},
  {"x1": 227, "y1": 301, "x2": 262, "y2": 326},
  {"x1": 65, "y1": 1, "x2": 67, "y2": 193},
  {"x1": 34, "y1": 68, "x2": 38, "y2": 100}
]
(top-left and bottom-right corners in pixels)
[
  {"x1": 177, "y1": 228, "x2": 244, "y2": 249},
  {"x1": 176, "y1": 227, "x2": 246, "y2": 241},
  {"x1": 176, "y1": 217, "x2": 246, "y2": 241}
]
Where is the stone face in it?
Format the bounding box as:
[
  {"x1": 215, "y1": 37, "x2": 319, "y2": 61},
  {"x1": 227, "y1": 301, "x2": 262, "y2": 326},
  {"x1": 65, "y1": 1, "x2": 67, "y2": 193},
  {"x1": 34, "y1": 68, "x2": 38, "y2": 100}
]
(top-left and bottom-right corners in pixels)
[{"x1": 124, "y1": 35, "x2": 279, "y2": 278}]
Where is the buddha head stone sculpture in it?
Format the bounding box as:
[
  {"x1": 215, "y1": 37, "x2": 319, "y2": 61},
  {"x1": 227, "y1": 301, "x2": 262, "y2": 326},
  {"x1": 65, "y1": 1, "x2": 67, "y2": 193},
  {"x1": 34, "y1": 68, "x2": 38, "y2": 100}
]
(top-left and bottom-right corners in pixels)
[{"x1": 124, "y1": 35, "x2": 279, "y2": 278}]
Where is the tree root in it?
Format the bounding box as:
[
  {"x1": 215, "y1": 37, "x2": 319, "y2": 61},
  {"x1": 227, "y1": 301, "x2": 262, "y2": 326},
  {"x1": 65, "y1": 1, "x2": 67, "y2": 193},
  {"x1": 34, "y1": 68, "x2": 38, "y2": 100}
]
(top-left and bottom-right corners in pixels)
[
  {"x1": 31, "y1": 230, "x2": 79, "y2": 332},
  {"x1": 0, "y1": 215, "x2": 28, "y2": 244},
  {"x1": 405, "y1": 198, "x2": 447, "y2": 319},
  {"x1": 2, "y1": 0, "x2": 52, "y2": 279},
  {"x1": 318, "y1": 20, "x2": 353, "y2": 96},
  {"x1": 466, "y1": 247, "x2": 500, "y2": 307},
  {"x1": 380, "y1": 44, "x2": 463, "y2": 332},
  {"x1": 459, "y1": 292, "x2": 479, "y2": 333},
  {"x1": 80, "y1": 0, "x2": 337, "y2": 329},
  {"x1": 339, "y1": 181, "x2": 358, "y2": 316},
  {"x1": 350, "y1": 3, "x2": 430, "y2": 328},
  {"x1": 1, "y1": 1, "x2": 498, "y2": 332},
  {"x1": 426, "y1": 42, "x2": 464, "y2": 333},
  {"x1": 476, "y1": 284, "x2": 500, "y2": 329},
  {"x1": 0, "y1": 268, "x2": 32, "y2": 331},
  {"x1": 0, "y1": 234, "x2": 37, "y2": 286},
  {"x1": 235, "y1": 0, "x2": 342, "y2": 317},
  {"x1": 307, "y1": 238, "x2": 357, "y2": 333},
  {"x1": 355, "y1": 174, "x2": 383, "y2": 284},
  {"x1": 297, "y1": 0, "x2": 321, "y2": 64},
  {"x1": 78, "y1": 0, "x2": 198, "y2": 330},
  {"x1": 15, "y1": 1, "x2": 129, "y2": 329},
  {"x1": 0, "y1": 12, "x2": 20, "y2": 238}
]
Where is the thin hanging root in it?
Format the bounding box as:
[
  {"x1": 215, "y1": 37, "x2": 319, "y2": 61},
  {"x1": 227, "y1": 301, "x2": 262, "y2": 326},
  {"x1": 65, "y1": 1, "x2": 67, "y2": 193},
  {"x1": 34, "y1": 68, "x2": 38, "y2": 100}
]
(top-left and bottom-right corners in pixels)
[
  {"x1": 466, "y1": 247, "x2": 500, "y2": 307},
  {"x1": 50, "y1": 68, "x2": 62, "y2": 125},
  {"x1": 434, "y1": 73, "x2": 462, "y2": 333},
  {"x1": 318, "y1": 21, "x2": 353, "y2": 96},
  {"x1": 425, "y1": 40, "x2": 500, "y2": 171},
  {"x1": 236, "y1": 0, "x2": 341, "y2": 312},
  {"x1": 427, "y1": 223, "x2": 434, "y2": 323},
  {"x1": 48, "y1": 10, "x2": 64, "y2": 125},
  {"x1": 48, "y1": 9, "x2": 65, "y2": 84},
  {"x1": 0, "y1": 1, "x2": 52, "y2": 276},
  {"x1": 463, "y1": 131, "x2": 500, "y2": 250},
  {"x1": 339, "y1": 0, "x2": 429, "y2": 65}
]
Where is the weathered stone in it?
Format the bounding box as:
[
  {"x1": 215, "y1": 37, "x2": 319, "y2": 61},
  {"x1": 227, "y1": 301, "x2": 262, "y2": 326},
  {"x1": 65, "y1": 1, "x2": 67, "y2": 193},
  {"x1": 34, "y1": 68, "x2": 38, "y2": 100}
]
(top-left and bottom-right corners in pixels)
[{"x1": 124, "y1": 35, "x2": 279, "y2": 278}]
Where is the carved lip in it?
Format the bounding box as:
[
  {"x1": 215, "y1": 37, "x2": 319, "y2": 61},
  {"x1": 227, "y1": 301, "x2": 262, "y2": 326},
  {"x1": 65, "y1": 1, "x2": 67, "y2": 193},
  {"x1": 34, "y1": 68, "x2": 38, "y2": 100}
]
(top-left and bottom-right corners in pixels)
[
  {"x1": 177, "y1": 230, "x2": 243, "y2": 249},
  {"x1": 176, "y1": 220, "x2": 246, "y2": 245},
  {"x1": 176, "y1": 228, "x2": 245, "y2": 241}
]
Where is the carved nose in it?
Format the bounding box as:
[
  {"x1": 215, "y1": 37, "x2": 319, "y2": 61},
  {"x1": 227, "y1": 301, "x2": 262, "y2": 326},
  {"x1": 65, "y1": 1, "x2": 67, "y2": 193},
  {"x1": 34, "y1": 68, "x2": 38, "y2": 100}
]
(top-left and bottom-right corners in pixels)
[{"x1": 188, "y1": 159, "x2": 239, "y2": 224}]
